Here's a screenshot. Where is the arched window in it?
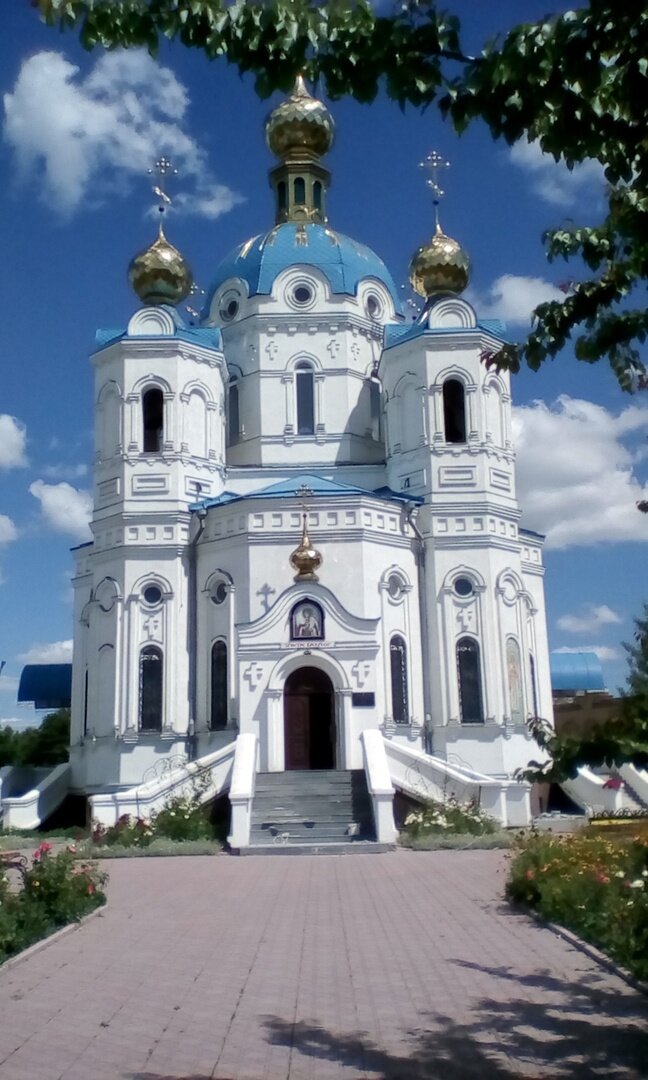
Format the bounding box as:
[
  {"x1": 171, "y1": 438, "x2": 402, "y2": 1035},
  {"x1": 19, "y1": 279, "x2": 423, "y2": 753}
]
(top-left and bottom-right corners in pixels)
[
  {"x1": 210, "y1": 640, "x2": 228, "y2": 730},
  {"x1": 296, "y1": 362, "x2": 315, "y2": 435},
  {"x1": 456, "y1": 637, "x2": 484, "y2": 723},
  {"x1": 529, "y1": 653, "x2": 539, "y2": 717},
  {"x1": 139, "y1": 646, "x2": 163, "y2": 731},
  {"x1": 143, "y1": 388, "x2": 164, "y2": 453},
  {"x1": 369, "y1": 376, "x2": 382, "y2": 440},
  {"x1": 390, "y1": 635, "x2": 409, "y2": 725},
  {"x1": 277, "y1": 181, "x2": 287, "y2": 214},
  {"x1": 294, "y1": 176, "x2": 306, "y2": 205},
  {"x1": 443, "y1": 379, "x2": 466, "y2": 443},
  {"x1": 506, "y1": 637, "x2": 524, "y2": 723},
  {"x1": 228, "y1": 379, "x2": 240, "y2": 445},
  {"x1": 313, "y1": 180, "x2": 322, "y2": 211}
]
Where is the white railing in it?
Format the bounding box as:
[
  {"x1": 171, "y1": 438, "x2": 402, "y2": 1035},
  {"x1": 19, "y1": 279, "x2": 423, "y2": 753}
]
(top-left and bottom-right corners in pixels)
[
  {"x1": 561, "y1": 766, "x2": 624, "y2": 816},
  {"x1": 383, "y1": 739, "x2": 530, "y2": 828},
  {"x1": 227, "y1": 733, "x2": 258, "y2": 849},
  {"x1": 1, "y1": 763, "x2": 71, "y2": 832},
  {"x1": 90, "y1": 742, "x2": 236, "y2": 826},
  {"x1": 619, "y1": 765, "x2": 648, "y2": 809},
  {"x1": 360, "y1": 729, "x2": 397, "y2": 843}
]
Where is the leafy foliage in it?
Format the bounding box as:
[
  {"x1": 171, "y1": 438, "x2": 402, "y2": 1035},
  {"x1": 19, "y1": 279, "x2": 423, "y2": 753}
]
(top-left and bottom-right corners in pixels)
[
  {"x1": 0, "y1": 708, "x2": 70, "y2": 768},
  {"x1": 401, "y1": 795, "x2": 497, "y2": 838},
  {"x1": 0, "y1": 843, "x2": 107, "y2": 965},
  {"x1": 507, "y1": 831, "x2": 648, "y2": 980},
  {"x1": 90, "y1": 771, "x2": 217, "y2": 848},
  {"x1": 521, "y1": 604, "x2": 648, "y2": 782},
  {"x1": 34, "y1": 1, "x2": 648, "y2": 390}
]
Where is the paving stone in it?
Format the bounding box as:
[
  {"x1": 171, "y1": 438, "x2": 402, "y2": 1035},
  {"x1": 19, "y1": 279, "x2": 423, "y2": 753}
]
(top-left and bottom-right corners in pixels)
[{"x1": 0, "y1": 851, "x2": 647, "y2": 1078}]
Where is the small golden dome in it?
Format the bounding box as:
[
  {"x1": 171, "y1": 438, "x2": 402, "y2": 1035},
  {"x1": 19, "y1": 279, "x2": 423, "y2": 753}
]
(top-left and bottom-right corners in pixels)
[
  {"x1": 409, "y1": 222, "x2": 470, "y2": 300},
  {"x1": 128, "y1": 223, "x2": 193, "y2": 306},
  {"x1": 290, "y1": 514, "x2": 322, "y2": 581},
  {"x1": 266, "y1": 75, "x2": 334, "y2": 160}
]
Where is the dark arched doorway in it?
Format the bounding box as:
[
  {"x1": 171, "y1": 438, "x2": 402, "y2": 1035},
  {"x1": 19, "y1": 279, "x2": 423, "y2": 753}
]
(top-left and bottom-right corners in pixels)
[{"x1": 284, "y1": 666, "x2": 335, "y2": 770}]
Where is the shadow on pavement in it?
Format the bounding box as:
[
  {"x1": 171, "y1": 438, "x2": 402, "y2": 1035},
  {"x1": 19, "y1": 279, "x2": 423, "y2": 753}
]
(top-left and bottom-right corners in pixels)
[{"x1": 259, "y1": 964, "x2": 648, "y2": 1079}]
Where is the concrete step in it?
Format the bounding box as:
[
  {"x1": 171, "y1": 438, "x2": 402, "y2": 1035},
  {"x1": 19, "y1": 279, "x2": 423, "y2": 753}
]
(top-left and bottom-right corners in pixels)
[{"x1": 237, "y1": 841, "x2": 395, "y2": 856}]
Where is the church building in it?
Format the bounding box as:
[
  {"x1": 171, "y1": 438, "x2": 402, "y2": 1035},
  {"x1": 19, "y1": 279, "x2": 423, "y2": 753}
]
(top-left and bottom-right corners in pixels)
[{"x1": 68, "y1": 79, "x2": 553, "y2": 843}]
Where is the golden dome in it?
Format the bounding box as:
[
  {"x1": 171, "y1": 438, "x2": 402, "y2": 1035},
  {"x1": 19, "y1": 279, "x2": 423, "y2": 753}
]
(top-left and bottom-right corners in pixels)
[
  {"x1": 290, "y1": 514, "x2": 322, "y2": 581},
  {"x1": 266, "y1": 75, "x2": 334, "y2": 160},
  {"x1": 128, "y1": 223, "x2": 193, "y2": 306},
  {"x1": 408, "y1": 222, "x2": 470, "y2": 299}
]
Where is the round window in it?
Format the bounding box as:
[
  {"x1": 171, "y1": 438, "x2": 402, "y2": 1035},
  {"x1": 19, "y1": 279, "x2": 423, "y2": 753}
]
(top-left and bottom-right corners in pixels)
[
  {"x1": 366, "y1": 294, "x2": 381, "y2": 319},
  {"x1": 293, "y1": 284, "x2": 313, "y2": 305},
  {"x1": 387, "y1": 574, "x2": 404, "y2": 600},
  {"x1": 210, "y1": 582, "x2": 228, "y2": 605},
  {"x1": 220, "y1": 296, "x2": 239, "y2": 321},
  {"x1": 454, "y1": 577, "x2": 474, "y2": 598},
  {"x1": 143, "y1": 584, "x2": 163, "y2": 606}
]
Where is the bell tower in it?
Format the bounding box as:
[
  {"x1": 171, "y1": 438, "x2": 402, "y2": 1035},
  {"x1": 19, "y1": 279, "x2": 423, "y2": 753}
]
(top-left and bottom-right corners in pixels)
[
  {"x1": 70, "y1": 162, "x2": 227, "y2": 792},
  {"x1": 266, "y1": 75, "x2": 335, "y2": 224}
]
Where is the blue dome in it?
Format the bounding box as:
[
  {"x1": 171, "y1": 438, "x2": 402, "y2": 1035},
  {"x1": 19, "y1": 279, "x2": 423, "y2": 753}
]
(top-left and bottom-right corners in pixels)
[
  {"x1": 550, "y1": 651, "x2": 606, "y2": 693},
  {"x1": 203, "y1": 223, "x2": 401, "y2": 315}
]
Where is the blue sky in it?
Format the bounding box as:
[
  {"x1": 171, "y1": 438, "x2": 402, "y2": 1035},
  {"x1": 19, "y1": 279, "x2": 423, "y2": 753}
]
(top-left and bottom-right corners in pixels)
[{"x1": 0, "y1": 1, "x2": 646, "y2": 727}]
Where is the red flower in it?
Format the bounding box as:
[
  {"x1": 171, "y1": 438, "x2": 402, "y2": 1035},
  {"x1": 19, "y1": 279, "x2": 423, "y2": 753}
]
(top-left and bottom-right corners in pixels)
[{"x1": 525, "y1": 869, "x2": 535, "y2": 880}]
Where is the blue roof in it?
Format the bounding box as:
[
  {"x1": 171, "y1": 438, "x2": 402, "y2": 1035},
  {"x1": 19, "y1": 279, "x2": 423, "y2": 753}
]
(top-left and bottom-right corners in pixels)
[
  {"x1": 18, "y1": 665, "x2": 72, "y2": 709},
  {"x1": 94, "y1": 324, "x2": 222, "y2": 352},
  {"x1": 203, "y1": 223, "x2": 401, "y2": 313},
  {"x1": 550, "y1": 652, "x2": 606, "y2": 693},
  {"x1": 191, "y1": 473, "x2": 422, "y2": 511},
  {"x1": 383, "y1": 318, "x2": 509, "y2": 351}
]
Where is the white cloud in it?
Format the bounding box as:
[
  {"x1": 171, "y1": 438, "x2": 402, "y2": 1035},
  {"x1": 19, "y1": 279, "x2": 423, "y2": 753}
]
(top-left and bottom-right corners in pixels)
[
  {"x1": 0, "y1": 515, "x2": 18, "y2": 545},
  {"x1": 29, "y1": 479, "x2": 92, "y2": 540},
  {"x1": 0, "y1": 414, "x2": 27, "y2": 469},
  {"x1": 43, "y1": 462, "x2": 88, "y2": 480},
  {"x1": 513, "y1": 395, "x2": 648, "y2": 549},
  {"x1": 510, "y1": 140, "x2": 605, "y2": 208},
  {"x1": 557, "y1": 605, "x2": 623, "y2": 635},
  {"x1": 0, "y1": 676, "x2": 19, "y2": 694},
  {"x1": 0, "y1": 715, "x2": 41, "y2": 732},
  {"x1": 469, "y1": 274, "x2": 564, "y2": 326},
  {"x1": 3, "y1": 50, "x2": 243, "y2": 220},
  {"x1": 553, "y1": 645, "x2": 622, "y2": 662},
  {"x1": 19, "y1": 640, "x2": 73, "y2": 664}
]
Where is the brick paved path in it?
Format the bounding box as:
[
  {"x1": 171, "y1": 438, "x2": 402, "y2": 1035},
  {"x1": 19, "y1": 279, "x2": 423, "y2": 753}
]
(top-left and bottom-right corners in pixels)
[{"x1": 0, "y1": 850, "x2": 646, "y2": 1079}]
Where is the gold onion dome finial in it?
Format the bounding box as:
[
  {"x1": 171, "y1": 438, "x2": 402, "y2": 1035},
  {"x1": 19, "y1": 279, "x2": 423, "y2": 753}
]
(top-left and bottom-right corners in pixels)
[
  {"x1": 128, "y1": 223, "x2": 193, "y2": 306},
  {"x1": 290, "y1": 514, "x2": 323, "y2": 581},
  {"x1": 409, "y1": 150, "x2": 470, "y2": 300},
  {"x1": 266, "y1": 74, "x2": 335, "y2": 159},
  {"x1": 409, "y1": 222, "x2": 471, "y2": 300}
]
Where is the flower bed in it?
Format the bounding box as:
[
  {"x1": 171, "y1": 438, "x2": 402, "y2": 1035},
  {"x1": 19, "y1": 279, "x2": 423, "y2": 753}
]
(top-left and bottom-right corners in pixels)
[
  {"x1": 0, "y1": 843, "x2": 107, "y2": 966},
  {"x1": 400, "y1": 796, "x2": 498, "y2": 844},
  {"x1": 90, "y1": 788, "x2": 219, "y2": 850},
  {"x1": 507, "y1": 832, "x2": 648, "y2": 981}
]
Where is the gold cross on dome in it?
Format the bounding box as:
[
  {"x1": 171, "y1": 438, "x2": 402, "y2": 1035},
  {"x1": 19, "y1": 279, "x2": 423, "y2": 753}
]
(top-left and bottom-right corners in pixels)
[
  {"x1": 419, "y1": 150, "x2": 450, "y2": 226},
  {"x1": 148, "y1": 156, "x2": 178, "y2": 214}
]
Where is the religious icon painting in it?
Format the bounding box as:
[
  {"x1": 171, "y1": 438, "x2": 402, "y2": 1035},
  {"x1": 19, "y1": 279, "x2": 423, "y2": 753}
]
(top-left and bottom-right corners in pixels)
[{"x1": 290, "y1": 600, "x2": 324, "y2": 640}]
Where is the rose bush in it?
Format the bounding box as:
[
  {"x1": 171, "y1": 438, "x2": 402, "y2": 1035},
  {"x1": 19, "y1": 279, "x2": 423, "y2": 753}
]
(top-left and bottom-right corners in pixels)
[{"x1": 0, "y1": 844, "x2": 107, "y2": 965}]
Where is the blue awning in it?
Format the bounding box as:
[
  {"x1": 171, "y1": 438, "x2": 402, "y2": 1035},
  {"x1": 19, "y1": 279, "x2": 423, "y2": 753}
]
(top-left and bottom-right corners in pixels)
[
  {"x1": 18, "y1": 665, "x2": 72, "y2": 709},
  {"x1": 550, "y1": 652, "x2": 605, "y2": 693}
]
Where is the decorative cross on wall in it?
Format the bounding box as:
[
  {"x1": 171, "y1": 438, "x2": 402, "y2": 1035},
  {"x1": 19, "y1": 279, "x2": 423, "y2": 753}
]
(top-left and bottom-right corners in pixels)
[{"x1": 257, "y1": 583, "x2": 276, "y2": 614}]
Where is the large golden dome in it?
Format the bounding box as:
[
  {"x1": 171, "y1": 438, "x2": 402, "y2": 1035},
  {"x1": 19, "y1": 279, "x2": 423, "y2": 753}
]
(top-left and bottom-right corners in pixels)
[
  {"x1": 409, "y1": 222, "x2": 470, "y2": 299},
  {"x1": 266, "y1": 75, "x2": 334, "y2": 159},
  {"x1": 128, "y1": 224, "x2": 193, "y2": 306}
]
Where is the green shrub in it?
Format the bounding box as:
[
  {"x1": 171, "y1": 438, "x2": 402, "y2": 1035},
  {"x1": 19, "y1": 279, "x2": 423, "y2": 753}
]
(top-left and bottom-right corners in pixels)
[
  {"x1": 507, "y1": 832, "x2": 648, "y2": 981},
  {"x1": 91, "y1": 773, "x2": 216, "y2": 848},
  {"x1": 401, "y1": 796, "x2": 498, "y2": 839},
  {"x1": 0, "y1": 843, "x2": 107, "y2": 965}
]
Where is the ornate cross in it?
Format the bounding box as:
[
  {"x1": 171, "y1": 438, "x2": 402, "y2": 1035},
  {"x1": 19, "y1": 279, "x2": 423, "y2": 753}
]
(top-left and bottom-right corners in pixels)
[
  {"x1": 257, "y1": 582, "x2": 276, "y2": 614},
  {"x1": 148, "y1": 155, "x2": 178, "y2": 218},
  {"x1": 419, "y1": 150, "x2": 450, "y2": 227}
]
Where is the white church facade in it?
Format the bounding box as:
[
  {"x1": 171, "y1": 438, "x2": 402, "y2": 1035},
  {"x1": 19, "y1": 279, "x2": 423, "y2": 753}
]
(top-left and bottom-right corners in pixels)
[{"x1": 68, "y1": 79, "x2": 553, "y2": 840}]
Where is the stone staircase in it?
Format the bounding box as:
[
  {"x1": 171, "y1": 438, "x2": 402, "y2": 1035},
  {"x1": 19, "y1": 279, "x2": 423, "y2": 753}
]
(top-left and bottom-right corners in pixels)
[{"x1": 243, "y1": 769, "x2": 390, "y2": 855}]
